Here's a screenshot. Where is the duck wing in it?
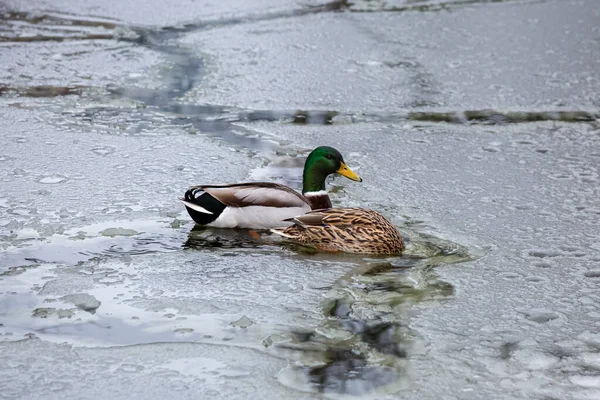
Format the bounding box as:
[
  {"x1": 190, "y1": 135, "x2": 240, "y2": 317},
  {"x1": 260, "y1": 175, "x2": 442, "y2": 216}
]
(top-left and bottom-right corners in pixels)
[
  {"x1": 284, "y1": 208, "x2": 374, "y2": 227},
  {"x1": 190, "y1": 182, "x2": 309, "y2": 208}
]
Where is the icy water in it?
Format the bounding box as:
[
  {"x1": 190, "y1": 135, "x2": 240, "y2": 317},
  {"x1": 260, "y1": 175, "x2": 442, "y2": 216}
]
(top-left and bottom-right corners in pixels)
[{"x1": 1, "y1": 0, "x2": 600, "y2": 399}]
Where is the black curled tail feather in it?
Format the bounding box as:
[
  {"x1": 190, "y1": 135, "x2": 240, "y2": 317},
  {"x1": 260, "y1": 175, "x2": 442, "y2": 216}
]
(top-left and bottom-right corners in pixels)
[
  {"x1": 183, "y1": 188, "x2": 227, "y2": 225},
  {"x1": 184, "y1": 187, "x2": 203, "y2": 202}
]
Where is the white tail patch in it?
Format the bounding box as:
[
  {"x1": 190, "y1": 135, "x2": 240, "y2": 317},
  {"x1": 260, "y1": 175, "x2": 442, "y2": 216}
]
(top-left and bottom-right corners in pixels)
[
  {"x1": 270, "y1": 229, "x2": 295, "y2": 238},
  {"x1": 179, "y1": 199, "x2": 213, "y2": 214},
  {"x1": 287, "y1": 217, "x2": 306, "y2": 227}
]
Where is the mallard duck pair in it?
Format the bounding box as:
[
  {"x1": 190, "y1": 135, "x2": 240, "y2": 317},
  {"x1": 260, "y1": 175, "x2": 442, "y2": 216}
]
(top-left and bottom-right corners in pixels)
[{"x1": 181, "y1": 146, "x2": 404, "y2": 255}]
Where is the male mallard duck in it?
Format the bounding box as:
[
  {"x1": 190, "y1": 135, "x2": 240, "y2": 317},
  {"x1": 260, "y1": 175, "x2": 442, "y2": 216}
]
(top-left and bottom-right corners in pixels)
[
  {"x1": 270, "y1": 207, "x2": 405, "y2": 255},
  {"x1": 180, "y1": 146, "x2": 361, "y2": 229}
]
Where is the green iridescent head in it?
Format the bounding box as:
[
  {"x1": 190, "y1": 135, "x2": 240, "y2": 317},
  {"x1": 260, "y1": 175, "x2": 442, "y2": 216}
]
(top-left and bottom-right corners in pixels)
[{"x1": 302, "y1": 146, "x2": 362, "y2": 193}]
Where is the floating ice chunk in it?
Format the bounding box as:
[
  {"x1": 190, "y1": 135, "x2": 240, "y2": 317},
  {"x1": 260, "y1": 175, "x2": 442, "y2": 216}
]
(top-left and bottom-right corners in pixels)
[
  {"x1": 15, "y1": 228, "x2": 40, "y2": 240},
  {"x1": 99, "y1": 227, "x2": 140, "y2": 237},
  {"x1": 60, "y1": 294, "x2": 101, "y2": 313},
  {"x1": 38, "y1": 175, "x2": 67, "y2": 184},
  {"x1": 174, "y1": 328, "x2": 194, "y2": 334},
  {"x1": 32, "y1": 307, "x2": 75, "y2": 319},
  {"x1": 4, "y1": 219, "x2": 21, "y2": 230},
  {"x1": 91, "y1": 146, "x2": 115, "y2": 156},
  {"x1": 584, "y1": 269, "x2": 600, "y2": 278},
  {"x1": 230, "y1": 315, "x2": 254, "y2": 328},
  {"x1": 518, "y1": 308, "x2": 559, "y2": 323},
  {"x1": 569, "y1": 375, "x2": 600, "y2": 388}
]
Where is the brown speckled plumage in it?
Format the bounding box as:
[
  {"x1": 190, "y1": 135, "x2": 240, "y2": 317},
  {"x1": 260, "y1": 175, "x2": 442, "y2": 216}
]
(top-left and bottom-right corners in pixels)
[{"x1": 271, "y1": 208, "x2": 405, "y2": 255}]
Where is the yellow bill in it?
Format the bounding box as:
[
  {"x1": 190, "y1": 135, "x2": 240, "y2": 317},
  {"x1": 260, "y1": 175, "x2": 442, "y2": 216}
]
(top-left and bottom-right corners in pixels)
[{"x1": 337, "y1": 162, "x2": 362, "y2": 182}]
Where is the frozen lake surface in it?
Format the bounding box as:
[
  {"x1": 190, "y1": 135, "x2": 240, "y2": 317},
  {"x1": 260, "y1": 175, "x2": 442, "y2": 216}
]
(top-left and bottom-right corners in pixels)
[{"x1": 1, "y1": 0, "x2": 599, "y2": 398}]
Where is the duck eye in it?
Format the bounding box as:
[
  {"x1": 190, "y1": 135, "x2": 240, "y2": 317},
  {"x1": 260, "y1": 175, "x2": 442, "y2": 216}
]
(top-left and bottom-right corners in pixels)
[{"x1": 326, "y1": 154, "x2": 333, "y2": 160}]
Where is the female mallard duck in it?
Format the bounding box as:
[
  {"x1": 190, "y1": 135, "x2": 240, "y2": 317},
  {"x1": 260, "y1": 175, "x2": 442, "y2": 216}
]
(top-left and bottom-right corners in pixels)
[
  {"x1": 270, "y1": 207, "x2": 405, "y2": 255},
  {"x1": 180, "y1": 146, "x2": 362, "y2": 229}
]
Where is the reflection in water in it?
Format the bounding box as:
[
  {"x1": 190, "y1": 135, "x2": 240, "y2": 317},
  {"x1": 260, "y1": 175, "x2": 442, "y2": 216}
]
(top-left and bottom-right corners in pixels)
[
  {"x1": 183, "y1": 218, "x2": 474, "y2": 396},
  {"x1": 275, "y1": 228, "x2": 473, "y2": 395},
  {"x1": 183, "y1": 226, "x2": 267, "y2": 250},
  {"x1": 305, "y1": 348, "x2": 401, "y2": 395}
]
